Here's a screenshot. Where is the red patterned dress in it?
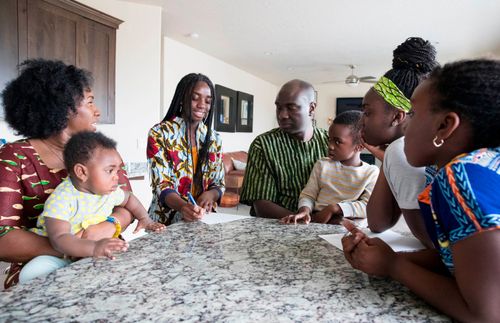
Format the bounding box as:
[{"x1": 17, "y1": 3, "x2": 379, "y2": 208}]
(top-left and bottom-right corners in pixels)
[{"x1": 0, "y1": 140, "x2": 131, "y2": 288}]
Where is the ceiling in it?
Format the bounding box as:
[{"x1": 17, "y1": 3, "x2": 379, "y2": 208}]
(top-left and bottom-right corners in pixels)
[{"x1": 125, "y1": 0, "x2": 500, "y2": 85}]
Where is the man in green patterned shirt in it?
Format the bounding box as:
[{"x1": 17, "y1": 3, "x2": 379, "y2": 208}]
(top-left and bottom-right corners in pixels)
[{"x1": 240, "y1": 79, "x2": 329, "y2": 218}]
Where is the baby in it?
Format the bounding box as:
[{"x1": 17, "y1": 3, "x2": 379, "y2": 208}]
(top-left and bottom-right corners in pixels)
[{"x1": 20, "y1": 131, "x2": 165, "y2": 283}]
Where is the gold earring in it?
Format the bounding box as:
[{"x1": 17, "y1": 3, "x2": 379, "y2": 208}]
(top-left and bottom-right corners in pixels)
[{"x1": 433, "y1": 136, "x2": 444, "y2": 147}]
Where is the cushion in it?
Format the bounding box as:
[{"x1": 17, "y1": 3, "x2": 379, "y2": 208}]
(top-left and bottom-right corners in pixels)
[
  {"x1": 220, "y1": 191, "x2": 240, "y2": 207},
  {"x1": 232, "y1": 158, "x2": 247, "y2": 171}
]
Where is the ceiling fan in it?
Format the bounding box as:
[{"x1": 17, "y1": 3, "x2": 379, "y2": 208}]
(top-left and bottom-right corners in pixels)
[
  {"x1": 322, "y1": 64, "x2": 377, "y2": 87},
  {"x1": 344, "y1": 64, "x2": 377, "y2": 86}
]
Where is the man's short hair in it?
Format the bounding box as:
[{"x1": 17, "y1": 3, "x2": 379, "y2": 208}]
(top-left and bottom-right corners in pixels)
[{"x1": 332, "y1": 110, "x2": 363, "y2": 144}]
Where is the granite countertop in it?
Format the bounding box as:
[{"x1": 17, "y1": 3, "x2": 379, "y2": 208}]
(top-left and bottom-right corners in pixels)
[{"x1": 0, "y1": 218, "x2": 450, "y2": 322}]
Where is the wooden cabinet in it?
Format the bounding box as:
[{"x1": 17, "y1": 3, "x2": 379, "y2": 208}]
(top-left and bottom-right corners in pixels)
[
  {"x1": 0, "y1": 0, "x2": 20, "y2": 107},
  {"x1": 0, "y1": 0, "x2": 122, "y2": 123}
]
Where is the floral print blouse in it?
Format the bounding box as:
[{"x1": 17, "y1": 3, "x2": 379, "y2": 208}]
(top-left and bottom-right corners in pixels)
[{"x1": 147, "y1": 117, "x2": 225, "y2": 224}]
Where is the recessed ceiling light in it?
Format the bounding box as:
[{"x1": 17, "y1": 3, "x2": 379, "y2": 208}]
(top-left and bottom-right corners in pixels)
[
  {"x1": 188, "y1": 32, "x2": 199, "y2": 39},
  {"x1": 264, "y1": 51, "x2": 273, "y2": 56}
]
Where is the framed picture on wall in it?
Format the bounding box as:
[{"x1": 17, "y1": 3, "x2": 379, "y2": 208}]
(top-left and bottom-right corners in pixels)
[
  {"x1": 214, "y1": 84, "x2": 236, "y2": 132},
  {"x1": 236, "y1": 91, "x2": 253, "y2": 132},
  {"x1": 336, "y1": 97, "x2": 363, "y2": 115}
]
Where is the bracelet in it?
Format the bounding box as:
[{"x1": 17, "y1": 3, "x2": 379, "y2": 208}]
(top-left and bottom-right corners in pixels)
[{"x1": 106, "y1": 216, "x2": 122, "y2": 238}]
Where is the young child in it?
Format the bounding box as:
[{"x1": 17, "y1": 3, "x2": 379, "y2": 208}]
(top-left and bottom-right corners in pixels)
[
  {"x1": 342, "y1": 59, "x2": 500, "y2": 322},
  {"x1": 19, "y1": 131, "x2": 165, "y2": 283},
  {"x1": 282, "y1": 111, "x2": 379, "y2": 225}
]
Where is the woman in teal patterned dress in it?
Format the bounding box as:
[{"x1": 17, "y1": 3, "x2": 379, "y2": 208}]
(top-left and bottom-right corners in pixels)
[
  {"x1": 147, "y1": 73, "x2": 225, "y2": 225},
  {"x1": 342, "y1": 59, "x2": 500, "y2": 321},
  {"x1": 0, "y1": 59, "x2": 133, "y2": 288}
]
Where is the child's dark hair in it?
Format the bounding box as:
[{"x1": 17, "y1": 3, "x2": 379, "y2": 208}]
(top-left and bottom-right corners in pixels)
[
  {"x1": 333, "y1": 110, "x2": 363, "y2": 144},
  {"x1": 1, "y1": 59, "x2": 93, "y2": 139},
  {"x1": 429, "y1": 59, "x2": 500, "y2": 149},
  {"x1": 64, "y1": 131, "x2": 117, "y2": 175},
  {"x1": 161, "y1": 73, "x2": 215, "y2": 195},
  {"x1": 384, "y1": 37, "x2": 438, "y2": 106}
]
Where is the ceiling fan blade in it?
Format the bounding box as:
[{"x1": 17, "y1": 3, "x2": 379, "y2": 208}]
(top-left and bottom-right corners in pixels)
[
  {"x1": 359, "y1": 76, "x2": 377, "y2": 81},
  {"x1": 360, "y1": 79, "x2": 377, "y2": 84},
  {"x1": 320, "y1": 80, "x2": 345, "y2": 84}
]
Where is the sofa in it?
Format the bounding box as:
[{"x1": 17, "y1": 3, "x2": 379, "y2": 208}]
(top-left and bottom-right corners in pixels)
[{"x1": 220, "y1": 151, "x2": 248, "y2": 207}]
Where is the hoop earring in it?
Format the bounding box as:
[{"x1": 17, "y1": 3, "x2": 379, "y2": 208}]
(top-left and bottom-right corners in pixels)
[{"x1": 433, "y1": 136, "x2": 444, "y2": 148}]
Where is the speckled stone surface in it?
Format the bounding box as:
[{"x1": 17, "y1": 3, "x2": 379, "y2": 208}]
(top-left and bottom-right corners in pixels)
[{"x1": 0, "y1": 218, "x2": 450, "y2": 322}]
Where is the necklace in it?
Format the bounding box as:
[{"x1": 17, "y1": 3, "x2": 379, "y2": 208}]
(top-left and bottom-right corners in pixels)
[{"x1": 41, "y1": 139, "x2": 64, "y2": 164}]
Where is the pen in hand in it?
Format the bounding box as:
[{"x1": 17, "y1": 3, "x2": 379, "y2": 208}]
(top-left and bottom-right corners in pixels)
[{"x1": 187, "y1": 192, "x2": 198, "y2": 206}]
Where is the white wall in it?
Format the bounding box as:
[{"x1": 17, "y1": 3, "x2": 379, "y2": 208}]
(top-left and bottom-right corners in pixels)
[
  {"x1": 163, "y1": 37, "x2": 278, "y2": 152},
  {"x1": 313, "y1": 82, "x2": 373, "y2": 130},
  {"x1": 79, "y1": 0, "x2": 162, "y2": 206}
]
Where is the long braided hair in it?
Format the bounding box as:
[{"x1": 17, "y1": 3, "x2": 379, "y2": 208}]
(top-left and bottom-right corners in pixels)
[
  {"x1": 384, "y1": 37, "x2": 438, "y2": 103},
  {"x1": 162, "y1": 73, "x2": 216, "y2": 196}
]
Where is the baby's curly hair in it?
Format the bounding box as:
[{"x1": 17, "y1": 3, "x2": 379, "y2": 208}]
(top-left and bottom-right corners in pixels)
[
  {"x1": 1, "y1": 59, "x2": 93, "y2": 138},
  {"x1": 64, "y1": 131, "x2": 117, "y2": 176}
]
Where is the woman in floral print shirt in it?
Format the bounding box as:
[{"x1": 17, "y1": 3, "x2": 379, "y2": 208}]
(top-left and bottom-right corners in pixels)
[
  {"x1": 147, "y1": 73, "x2": 225, "y2": 225},
  {"x1": 0, "y1": 60, "x2": 132, "y2": 288}
]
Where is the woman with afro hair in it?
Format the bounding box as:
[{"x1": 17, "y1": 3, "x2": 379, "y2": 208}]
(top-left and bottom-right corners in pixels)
[{"x1": 0, "y1": 59, "x2": 133, "y2": 288}]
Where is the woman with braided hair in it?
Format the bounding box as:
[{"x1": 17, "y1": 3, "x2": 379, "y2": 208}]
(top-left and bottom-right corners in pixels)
[
  {"x1": 343, "y1": 59, "x2": 500, "y2": 322},
  {"x1": 147, "y1": 73, "x2": 225, "y2": 225},
  {"x1": 361, "y1": 37, "x2": 438, "y2": 247}
]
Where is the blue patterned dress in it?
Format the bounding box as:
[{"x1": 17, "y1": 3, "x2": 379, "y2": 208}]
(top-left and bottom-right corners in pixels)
[{"x1": 418, "y1": 148, "x2": 500, "y2": 274}]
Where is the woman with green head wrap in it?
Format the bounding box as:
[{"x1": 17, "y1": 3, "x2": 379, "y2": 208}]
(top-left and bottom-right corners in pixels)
[{"x1": 360, "y1": 37, "x2": 438, "y2": 247}]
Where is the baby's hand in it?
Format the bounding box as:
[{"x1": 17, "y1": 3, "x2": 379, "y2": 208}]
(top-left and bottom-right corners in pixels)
[
  {"x1": 93, "y1": 238, "x2": 128, "y2": 260},
  {"x1": 134, "y1": 217, "x2": 164, "y2": 233},
  {"x1": 145, "y1": 221, "x2": 166, "y2": 233},
  {"x1": 281, "y1": 212, "x2": 311, "y2": 225}
]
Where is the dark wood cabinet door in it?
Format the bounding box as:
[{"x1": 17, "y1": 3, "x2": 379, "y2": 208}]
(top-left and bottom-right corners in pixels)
[
  {"x1": 0, "y1": 0, "x2": 20, "y2": 119},
  {"x1": 26, "y1": 0, "x2": 78, "y2": 65},
  {"x1": 0, "y1": 0, "x2": 121, "y2": 123},
  {"x1": 78, "y1": 20, "x2": 116, "y2": 123}
]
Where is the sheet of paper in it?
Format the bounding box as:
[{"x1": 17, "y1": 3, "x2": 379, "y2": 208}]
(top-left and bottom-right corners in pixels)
[
  {"x1": 319, "y1": 229, "x2": 425, "y2": 252},
  {"x1": 200, "y1": 212, "x2": 251, "y2": 225},
  {"x1": 120, "y1": 220, "x2": 149, "y2": 242}
]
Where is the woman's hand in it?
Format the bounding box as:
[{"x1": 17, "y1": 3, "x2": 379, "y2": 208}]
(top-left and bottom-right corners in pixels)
[
  {"x1": 197, "y1": 190, "x2": 219, "y2": 212},
  {"x1": 350, "y1": 238, "x2": 398, "y2": 277},
  {"x1": 180, "y1": 203, "x2": 205, "y2": 222},
  {"x1": 342, "y1": 220, "x2": 397, "y2": 277},
  {"x1": 281, "y1": 211, "x2": 311, "y2": 224},
  {"x1": 92, "y1": 238, "x2": 128, "y2": 260}
]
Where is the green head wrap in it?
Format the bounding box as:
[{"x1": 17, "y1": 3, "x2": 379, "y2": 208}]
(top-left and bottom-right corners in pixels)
[{"x1": 373, "y1": 76, "x2": 412, "y2": 113}]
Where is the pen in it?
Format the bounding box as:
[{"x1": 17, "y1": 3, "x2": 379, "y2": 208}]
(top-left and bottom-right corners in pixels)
[{"x1": 187, "y1": 192, "x2": 198, "y2": 206}]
